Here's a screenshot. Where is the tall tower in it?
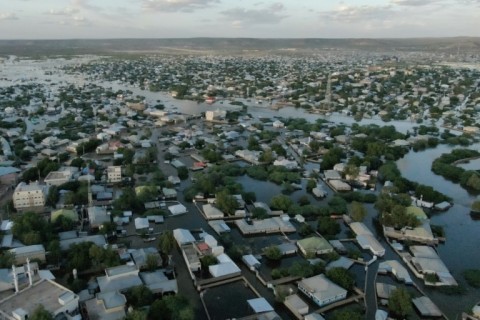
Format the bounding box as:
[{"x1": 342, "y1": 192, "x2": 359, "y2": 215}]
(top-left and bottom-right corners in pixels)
[
  {"x1": 325, "y1": 73, "x2": 332, "y2": 111},
  {"x1": 88, "y1": 178, "x2": 93, "y2": 207}
]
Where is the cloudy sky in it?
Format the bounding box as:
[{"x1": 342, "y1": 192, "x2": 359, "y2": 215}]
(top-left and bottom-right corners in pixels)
[{"x1": 0, "y1": 0, "x2": 479, "y2": 39}]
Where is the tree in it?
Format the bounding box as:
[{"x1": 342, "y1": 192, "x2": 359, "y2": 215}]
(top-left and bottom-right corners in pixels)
[
  {"x1": 388, "y1": 287, "x2": 412, "y2": 317},
  {"x1": 326, "y1": 267, "x2": 355, "y2": 290},
  {"x1": 472, "y1": 200, "x2": 480, "y2": 213},
  {"x1": 149, "y1": 295, "x2": 194, "y2": 320},
  {"x1": 259, "y1": 150, "x2": 274, "y2": 164},
  {"x1": 317, "y1": 216, "x2": 340, "y2": 237},
  {"x1": 177, "y1": 166, "x2": 189, "y2": 180},
  {"x1": 350, "y1": 201, "x2": 367, "y2": 222},
  {"x1": 30, "y1": 305, "x2": 53, "y2": 320},
  {"x1": 306, "y1": 179, "x2": 316, "y2": 192},
  {"x1": 252, "y1": 207, "x2": 269, "y2": 219},
  {"x1": 332, "y1": 310, "x2": 364, "y2": 320},
  {"x1": 200, "y1": 255, "x2": 217, "y2": 269},
  {"x1": 344, "y1": 164, "x2": 360, "y2": 181},
  {"x1": 321, "y1": 147, "x2": 343, "y2": 170},
  {"x1": 328, "y1": 196, "x2": 348, "y2": 214},
  {"x1": 125, "y1": 310, "x2": 147, "y2": 320},
  {"x1": 270, "y1": 194, "x2": 293, "y2": 212},
  {"x1": 158, "y1": 230, "x2": 175, "y2": 255},
  {"x1": 264, "y1": 246, "x2": 282, "y2": 261},
  {"x1": 0, "y1": 251, "x2": 15, "y2": 268},
  {"x1": 126, "y1": 285, "x2": 154, "y2": 308},
  {"x1": 12, "y1": 211, "x2": 51, "y2": 245},
  {"x1": 146, "y1": 254, "x2": 159, "y2": 271},
  {"x1": 216, "y1": 189, "x2": 238, "y2": 215}
]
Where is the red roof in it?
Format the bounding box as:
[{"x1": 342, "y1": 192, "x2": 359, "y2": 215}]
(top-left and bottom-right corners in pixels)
[{"x1": 197, "y1": 242, "x2": 209, "y2": 251}]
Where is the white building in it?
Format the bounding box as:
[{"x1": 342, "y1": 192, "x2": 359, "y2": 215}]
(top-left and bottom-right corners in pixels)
[
  {"x1": 107, "y1": 166, "x2": 122, "y2": 183},
  {"x1": 298, "y1": 274, "x2": 347, "y2": 307},
  {"x1": 13, "y1": 182, "x2": 48, "y2": 211},
  {"x1": 0, "y1": 279, "x2": 79, "y2": 320},
  {"x1": 205, "y1": 109, "x2": 226, "y2": 122},
  {"x1": 44, "y1": 171, "x2": 72, "y2": 186}
]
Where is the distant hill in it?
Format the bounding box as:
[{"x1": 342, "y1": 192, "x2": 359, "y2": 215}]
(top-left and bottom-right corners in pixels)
[{"x1": 0, "y1": 37, "x2": 479, "y2": 56}]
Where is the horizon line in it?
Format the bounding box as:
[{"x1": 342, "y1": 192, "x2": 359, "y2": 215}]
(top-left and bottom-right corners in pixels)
[{"x1": 0, "y1": 36, "x2": 478, "y2": 41}]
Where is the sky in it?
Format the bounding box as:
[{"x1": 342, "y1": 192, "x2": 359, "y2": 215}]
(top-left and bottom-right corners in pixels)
[{"x1": 0, "y1": 0, "x2": 479, "y2": 39}]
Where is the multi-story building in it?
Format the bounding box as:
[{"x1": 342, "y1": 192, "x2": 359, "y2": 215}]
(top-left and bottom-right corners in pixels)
[
  {"x1": 12, "y1": 182, "x2": 48, "y2": 212},
  {"x1": 107, "y1": 166, "x2": 122, "y2": 183}
]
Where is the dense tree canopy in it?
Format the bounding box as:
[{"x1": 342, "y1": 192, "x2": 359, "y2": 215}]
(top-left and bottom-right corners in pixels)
[
  {"x1": 326, "y1": 267, "x2": 355, "y2": 290},
  {"x1": 388, "y1": 287, "x2": 413, "y2": 317}
]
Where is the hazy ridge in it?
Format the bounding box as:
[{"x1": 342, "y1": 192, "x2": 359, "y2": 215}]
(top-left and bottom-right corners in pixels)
[{"x1": 0, "y1": 37, "x2": 479, "y2": 56}]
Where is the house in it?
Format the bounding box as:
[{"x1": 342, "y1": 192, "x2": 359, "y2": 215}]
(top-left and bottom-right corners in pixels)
[
  {"x1": 173, "y1": 229, "x2": 195, "y2": 246},
  {"x1": 273, "y1": 158, "x2": 299, "y2": 169},
  {"x1": 134, "y1": 217, "x2": 149, "y2": 231},
  {"x1": 247, "y1": 297, "x2": 274, "y2": 314},
  {"x1": 272, "y1": 120, "x2": 284, "y2": 128},
  {"x1": 298, "y1": 274, "x2": 347, "y2": 307},
  {"x1": 208, "y1": 253, "x2": 241, "y2": 278},
  {"x1": 0, "y1": 167, "x2": 20, "y2": 185},
  {"x1": 13, "y1": 182, "x2": 48, "y2": 212},
  {"x1": 0, "y1": 279, "x2": 79, "y2": 320},
  {"x1": 84, "y1": 291, "x2": 127, "y2": 320},
  {"x1": 168, "y1": 203, "x2": 187, "y2": 216},
  {"x1": 162, "y1": 188, "x2": 177, "y2": 199},
  {"x1": 181, "y1": 244, "x2": 201, "y2": 272},
  {"x1": 202, "y1": 204, "x2": 225, "y2": 220},
  {"x1": 9, "y1": 245, "x2": 46, "y2": 265},
  {"x1": 205, "y1": 110, "x2": 226, "y2": 122},
  {"x1": 130, "y1": 248, "x2": 162, "y2": 270},
  {"x1": 107, "y1": 166, "x2": 122, "y2": 183},
  {"x1": 242, "y1": 254, "x2": 261, "y2": 271},
  {"x1": 96, "y1": 265, "x2": 142, "y2": 293},
  {"x1": 284, "y1": 294, "x2": 309, "y2": 316},
  {"x1": 378, "y1": 260, "x2": 412, "y2": 284},
  {"x1": 297, "y1": 237, "x2": 334, "y2": 256},
  {"x1": 139, "y1": 270, "x2": 178, "y2": 295},
  {"x1": 350, "y1": 222, "x2": 385, "y2": 257},
  {"x1": 88, "y1": 206, "x2": 110, "y2": 229},
  {"x1": 44, "y1": 170, "x2": 75, "y2": 186}
]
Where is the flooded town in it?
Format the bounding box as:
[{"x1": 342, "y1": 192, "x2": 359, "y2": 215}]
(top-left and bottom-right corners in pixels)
[{"x1": 0, "y1": 44, "x2": 479, "y2": 320}]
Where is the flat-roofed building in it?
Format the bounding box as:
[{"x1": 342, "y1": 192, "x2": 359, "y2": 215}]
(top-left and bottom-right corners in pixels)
[
  {"x1": 350, "y1": 222, "x2": 385, "y2": 257},
  {"x1": 298, "y1": 274, "x2": 347, "y2": 307},
  {"x1": 88, "y1": 206, "x2": 110, "y2": 229},
  {"x1": 0, "y1": 279, "x2": 79, "y2": 320},
  {"x1": 202, "y1": 204, "x2": 224, "y2": 220},
  {"x1": 97, "y1": 265, "x2": 142, "y2": 293},
  {"x1": 9, "y1": 245, "x2": 46, "y2": 265},
  {"x1": 44, "y1": 170, "x2": 72, "y2": 186},
  {"x1": 284, "y1": 294, "x2": 309, "y2": 316},
  {"x1": 107, "y1": 166, "x2": 122, "y2": 183},
  {"x1": 412, "y1": 296, "x2": 442, "y2": 317},
  {"x1": 297, "y1": 237, "x2": 333, "y2": 256},
  {"x1": 12, "y1": 182, "x2": 48, "y2": 212},
  {"x1": 84, "y1": 291, "x2": 126, "y2": 320}
]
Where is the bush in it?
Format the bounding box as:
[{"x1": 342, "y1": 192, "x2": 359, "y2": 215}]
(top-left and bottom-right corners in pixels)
[{"x1": 463, "y1": 269, "x2": 480, "y2": 288}]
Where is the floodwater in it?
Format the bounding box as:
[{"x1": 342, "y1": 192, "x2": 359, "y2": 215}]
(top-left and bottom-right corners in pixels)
[
  {"x1": 397, "y1": 143, "x2": 480, "y2": 317},
  {"x1": 2, "y1": 57, "x2": 480, "y2": 318}
]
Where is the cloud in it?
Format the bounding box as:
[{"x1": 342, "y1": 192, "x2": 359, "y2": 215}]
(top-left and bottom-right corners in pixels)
[
  {"x1": 319, "y1": 5, "x2": 395, "y2": 23},
  {"x1": 46, "y1": 8, "x2": 80, "y2": 16},
  {"x1": 142, "y1": 0, "x2": 219, "y2": 12},
  {"x1": 0, "y1": 13, "x2": 18, "y2": 20},
  {"x1": 71, "y1": 0, "x2": 103, "y2": 12},
  {"x1": 221, "y1": 2, "x2": 288, "y2": 26},
  {"x1": 456, "y1": 0, "x2": 480, "y2": 4},
  {"x1": 391, "y1": 0, "x2": 440, "y2": 5}
]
